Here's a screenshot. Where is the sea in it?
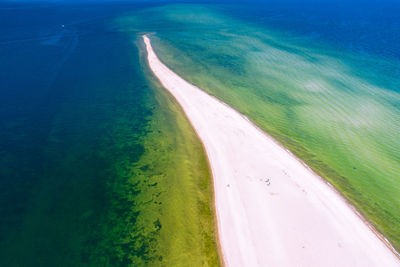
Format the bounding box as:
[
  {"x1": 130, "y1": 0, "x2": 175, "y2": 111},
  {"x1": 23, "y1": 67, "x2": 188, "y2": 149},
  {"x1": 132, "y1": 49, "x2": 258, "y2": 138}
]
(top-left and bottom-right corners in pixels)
[{"x1": 0, "y1": 0, "x2": 399, "y2": 265}]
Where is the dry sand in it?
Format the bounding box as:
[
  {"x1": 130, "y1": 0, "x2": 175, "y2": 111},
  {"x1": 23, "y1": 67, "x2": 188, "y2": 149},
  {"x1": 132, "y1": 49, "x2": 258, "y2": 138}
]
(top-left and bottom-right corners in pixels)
[{"x1": 143, "y1": 35, "x2": 400, "y2": 267}]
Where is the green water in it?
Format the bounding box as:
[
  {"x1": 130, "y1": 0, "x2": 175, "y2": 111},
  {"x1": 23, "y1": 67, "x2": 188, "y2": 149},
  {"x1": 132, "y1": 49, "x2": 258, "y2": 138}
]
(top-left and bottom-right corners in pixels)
[
  {"x1": 0, "y1": 3, "x2": 219, "y2": 266},
  {"x1": 117, "y1": 4, "x2": 400, "y2": 251}
]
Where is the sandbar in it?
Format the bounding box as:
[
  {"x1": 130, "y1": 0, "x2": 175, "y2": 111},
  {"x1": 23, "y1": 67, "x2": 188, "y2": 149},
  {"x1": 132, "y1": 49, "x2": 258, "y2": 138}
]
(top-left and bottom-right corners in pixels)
[{"x1": 143, "y1": 35, "x2": 400, "y2": 267}]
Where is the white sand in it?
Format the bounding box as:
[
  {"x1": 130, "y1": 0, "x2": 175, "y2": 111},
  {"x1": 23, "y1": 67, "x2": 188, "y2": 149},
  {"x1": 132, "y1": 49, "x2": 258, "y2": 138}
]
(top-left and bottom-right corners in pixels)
[{"x1": 143, "y1": 35, "x2": 400, "y2": 267}]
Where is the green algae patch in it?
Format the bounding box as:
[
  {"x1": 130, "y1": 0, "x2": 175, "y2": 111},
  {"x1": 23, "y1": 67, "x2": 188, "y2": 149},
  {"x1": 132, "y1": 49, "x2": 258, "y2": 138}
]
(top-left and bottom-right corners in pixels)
[{"x1": 135, "y1": 76, "x2": 220, "y2": 267}]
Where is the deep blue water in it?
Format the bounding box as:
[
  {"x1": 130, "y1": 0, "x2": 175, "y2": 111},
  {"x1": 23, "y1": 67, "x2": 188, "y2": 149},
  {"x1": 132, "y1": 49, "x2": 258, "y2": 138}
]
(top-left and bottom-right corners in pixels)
[{"x1": 224, "y1": 1, "x2": 400, "y2": 61}]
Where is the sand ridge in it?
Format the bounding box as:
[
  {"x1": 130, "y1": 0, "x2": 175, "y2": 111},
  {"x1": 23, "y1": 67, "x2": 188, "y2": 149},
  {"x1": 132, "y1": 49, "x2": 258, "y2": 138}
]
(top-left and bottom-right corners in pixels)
[{"x1": 143, "y1": 35, "x2": 400, "y2": 267}]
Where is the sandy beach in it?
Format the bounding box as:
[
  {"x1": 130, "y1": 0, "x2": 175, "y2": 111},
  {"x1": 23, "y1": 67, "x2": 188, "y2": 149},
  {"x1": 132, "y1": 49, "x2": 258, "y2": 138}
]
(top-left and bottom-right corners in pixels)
[{"x1": 143, "y1": 35, "x2": 400, "y2": 266}]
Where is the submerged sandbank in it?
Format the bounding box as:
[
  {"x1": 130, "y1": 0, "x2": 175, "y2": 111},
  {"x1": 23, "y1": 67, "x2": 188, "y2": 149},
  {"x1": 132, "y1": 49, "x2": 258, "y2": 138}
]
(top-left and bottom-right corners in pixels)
[{"x1": 143, "y1": 35, "x2": 400, "y2": 267}]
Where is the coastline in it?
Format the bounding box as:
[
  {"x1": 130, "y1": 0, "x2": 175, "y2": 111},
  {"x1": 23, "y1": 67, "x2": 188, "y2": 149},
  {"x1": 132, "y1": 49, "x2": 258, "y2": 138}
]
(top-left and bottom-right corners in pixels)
[{"x1": 143, "y1": 34, "x2": 400, "y2": 266}]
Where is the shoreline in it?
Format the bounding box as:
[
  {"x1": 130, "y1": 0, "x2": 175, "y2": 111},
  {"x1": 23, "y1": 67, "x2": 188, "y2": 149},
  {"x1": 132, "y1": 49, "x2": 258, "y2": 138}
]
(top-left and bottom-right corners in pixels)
[
  {"x1": 143, "y1": 34, "x2": 400, "y2": 266},
  {"x1": 237, "y1": 106, "x2": 400, "y2": 259},
  {"x1": 244, "y1": 113, "x2": 400, "y2": 260}
]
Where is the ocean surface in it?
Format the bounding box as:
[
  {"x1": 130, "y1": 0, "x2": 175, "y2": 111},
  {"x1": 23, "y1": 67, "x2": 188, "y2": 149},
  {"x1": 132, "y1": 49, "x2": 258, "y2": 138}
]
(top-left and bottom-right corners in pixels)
[{"x1": 0, "y1": 0, "x2": 399, "y2": 265}]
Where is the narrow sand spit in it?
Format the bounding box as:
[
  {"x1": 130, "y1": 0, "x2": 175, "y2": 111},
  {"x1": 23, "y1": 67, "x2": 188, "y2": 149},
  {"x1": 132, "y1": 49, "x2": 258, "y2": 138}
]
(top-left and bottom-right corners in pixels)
[{"x1": 143, "y1": 35, "x2": 400, "y2": 267}]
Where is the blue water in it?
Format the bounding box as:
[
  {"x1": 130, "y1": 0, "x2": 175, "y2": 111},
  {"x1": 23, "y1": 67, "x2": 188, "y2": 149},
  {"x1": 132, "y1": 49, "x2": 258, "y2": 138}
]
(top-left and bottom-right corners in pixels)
[{"x1": 224, "y1": 1, "x2": 400, "y2": 60}]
